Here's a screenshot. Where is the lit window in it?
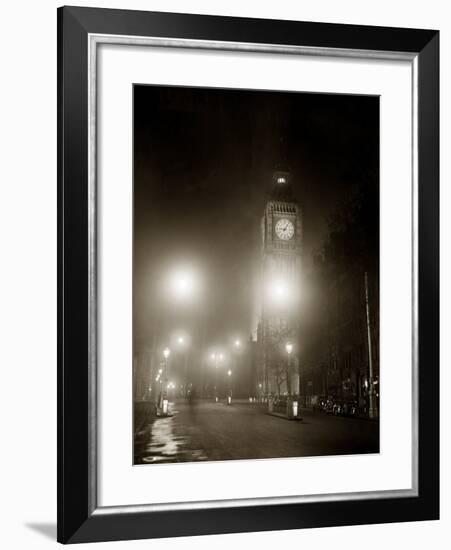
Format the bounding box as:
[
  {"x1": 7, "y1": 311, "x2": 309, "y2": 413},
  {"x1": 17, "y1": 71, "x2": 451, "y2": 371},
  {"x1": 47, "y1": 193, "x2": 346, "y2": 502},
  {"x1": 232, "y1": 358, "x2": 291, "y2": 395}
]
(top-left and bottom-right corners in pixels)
[{"x1": 277, "y1": 177, "x2": 286, "y2": 184}]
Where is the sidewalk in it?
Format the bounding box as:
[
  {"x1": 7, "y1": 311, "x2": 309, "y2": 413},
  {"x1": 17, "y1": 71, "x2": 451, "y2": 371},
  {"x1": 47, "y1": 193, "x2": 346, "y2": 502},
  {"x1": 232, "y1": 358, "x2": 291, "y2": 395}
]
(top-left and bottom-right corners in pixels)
[{"x1": 134, "y1": 400, "x2": 156, "y2": 436}]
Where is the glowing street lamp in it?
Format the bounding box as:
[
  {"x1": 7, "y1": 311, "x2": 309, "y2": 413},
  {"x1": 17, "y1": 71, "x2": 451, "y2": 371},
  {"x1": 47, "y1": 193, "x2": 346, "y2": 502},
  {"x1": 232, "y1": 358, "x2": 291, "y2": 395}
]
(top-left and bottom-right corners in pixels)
[
  {"x1": 234, "y1": 339, "x2": 241, "y2": 348},
  {"x1": 163, "y1": 347, "x2": 170, "y2": 360},
  {"x1": 169, "y1": 269, "x2": 198, "y2": 301},
  {"x1": 274, "y1": 282, "x2": 287, "y2": 298},
  {"x1": 177, "y1": 336, "x2": 184, "y2": 345},
  {"x1": 267, "y1": 279, "x2": 292, "y2": 307},
  {"x1": 267, "y1": 278, "x2": 299, "y2": 310},
  {"x1": 285, "y1": 342, "x2": 293, "y2": 355},
  {"x1": 172, "y1": 273, "x2": 190, "y2": 295}
]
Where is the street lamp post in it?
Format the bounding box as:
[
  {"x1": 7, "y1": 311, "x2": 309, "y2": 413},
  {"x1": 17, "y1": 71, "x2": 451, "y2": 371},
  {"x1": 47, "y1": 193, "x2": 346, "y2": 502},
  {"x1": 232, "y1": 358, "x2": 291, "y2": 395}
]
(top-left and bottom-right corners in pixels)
[
  {"x1": 161, "y1": 347, "x2": 170, "y2": 414},
  {"x1": 364, "y1": 271, "x2": 376, "y2": 419},
  {"x1": 177, "y1": 335, "x2": 190, "y2": 398},
  {"x1": 148, "y1": 268, "x2": 198, "y2": 407},
  {"x1": 285, "y1": 342, "x2": 297, "y2": 419},
  {"x1": 227, "y1": 369, "x2": 232, "y2": 405},
  {"x1": 262, "y1": 278, "x2": 296, "y2": 403},
  {"x1": 217, "y1": 353, "x2": 224, "y2": 400},
  {"x1": 285, "y1": 342, "x2": 293, "y2": 397},
  {"x1": 233, "y1": 339, "x2": 241, "y2": 398},
  {"x1": 211, "y1": 352, "x2": 223, "y2": 402}
]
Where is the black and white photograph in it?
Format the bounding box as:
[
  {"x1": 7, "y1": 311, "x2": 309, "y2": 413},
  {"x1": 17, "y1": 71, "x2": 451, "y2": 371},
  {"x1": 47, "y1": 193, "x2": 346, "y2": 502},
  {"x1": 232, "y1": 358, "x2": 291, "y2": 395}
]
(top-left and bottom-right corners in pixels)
[
  {"x1": 133, "y1": 85, "x2": 380, "y2": 465},
  {"x1": 0, "y1": 0, "x2": 442, "y2": 547}
]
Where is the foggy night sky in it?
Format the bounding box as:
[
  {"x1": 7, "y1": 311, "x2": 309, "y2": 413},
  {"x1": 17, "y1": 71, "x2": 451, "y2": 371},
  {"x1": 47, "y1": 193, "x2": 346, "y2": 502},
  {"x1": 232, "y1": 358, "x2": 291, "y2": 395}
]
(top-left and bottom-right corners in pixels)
[{"x1": 133, "y1": 85, "x2": 379, "y2": 346}]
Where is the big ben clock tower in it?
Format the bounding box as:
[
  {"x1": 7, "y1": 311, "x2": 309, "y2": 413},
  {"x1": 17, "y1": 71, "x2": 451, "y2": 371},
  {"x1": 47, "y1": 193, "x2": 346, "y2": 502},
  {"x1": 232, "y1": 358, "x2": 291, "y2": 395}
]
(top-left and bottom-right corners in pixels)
[{"x1": 258, "y1": 169, "x2": 302, "y2": 396}]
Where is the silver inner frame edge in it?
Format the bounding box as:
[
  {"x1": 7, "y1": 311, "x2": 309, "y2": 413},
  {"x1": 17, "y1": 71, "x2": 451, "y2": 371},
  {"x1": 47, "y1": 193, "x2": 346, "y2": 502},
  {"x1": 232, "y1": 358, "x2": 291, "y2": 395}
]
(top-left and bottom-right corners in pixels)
[{"x1": 87, "y1": 33, "x2": 419, "y2": 516}]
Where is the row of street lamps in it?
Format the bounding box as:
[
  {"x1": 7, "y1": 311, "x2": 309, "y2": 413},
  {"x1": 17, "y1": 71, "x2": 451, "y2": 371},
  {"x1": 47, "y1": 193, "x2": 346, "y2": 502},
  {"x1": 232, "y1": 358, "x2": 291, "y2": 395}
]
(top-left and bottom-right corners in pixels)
[
  {"x1": 156, "y1": 332, "x2": 295, "y2": 406},
  {"x1": 166, "y1": 267, "x2": 297, "y2": 312},
  {"x1": 156, "y1": 331, "x2": 244, "y2": 404},
  {"x1": 209, "y1": 340, "x2": 242, "y2": 401}
]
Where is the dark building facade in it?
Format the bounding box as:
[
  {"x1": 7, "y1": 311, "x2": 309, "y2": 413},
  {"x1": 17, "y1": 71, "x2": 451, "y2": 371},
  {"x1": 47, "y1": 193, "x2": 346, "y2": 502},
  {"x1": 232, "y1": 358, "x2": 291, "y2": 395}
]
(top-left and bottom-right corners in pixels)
[
  {"x1": 297, "y1": 178, "x2": 380, "y2": 417},
  {"x1": 299, "y1": 258, "x2": 379, "y2": 416}
]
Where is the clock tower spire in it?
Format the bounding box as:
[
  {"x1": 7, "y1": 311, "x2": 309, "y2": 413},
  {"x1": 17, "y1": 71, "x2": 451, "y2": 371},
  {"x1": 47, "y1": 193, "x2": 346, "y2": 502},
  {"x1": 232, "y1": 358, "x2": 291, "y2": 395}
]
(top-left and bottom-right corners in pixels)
[{"x1": 257, "y1": 167, "x2": 302, "y2": 398}]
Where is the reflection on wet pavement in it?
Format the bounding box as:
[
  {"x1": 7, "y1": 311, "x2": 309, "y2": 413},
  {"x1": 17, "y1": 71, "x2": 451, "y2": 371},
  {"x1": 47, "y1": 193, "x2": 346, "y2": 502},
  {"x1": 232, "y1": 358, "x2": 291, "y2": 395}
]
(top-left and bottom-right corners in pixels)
[{"x1": 137, "y1": 406, "x2": 207, "y2": 464}]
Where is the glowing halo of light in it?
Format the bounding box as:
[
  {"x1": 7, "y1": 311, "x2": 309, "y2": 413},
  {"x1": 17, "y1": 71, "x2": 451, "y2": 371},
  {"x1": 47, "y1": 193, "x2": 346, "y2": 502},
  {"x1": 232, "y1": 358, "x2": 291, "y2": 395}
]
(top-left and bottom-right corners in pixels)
[
  {"x1": 168, "y1": 268, "x2": 200, "y2": 302},
  {"x1": 267, "y1": 279, "x2": 289, "y2": 303}
]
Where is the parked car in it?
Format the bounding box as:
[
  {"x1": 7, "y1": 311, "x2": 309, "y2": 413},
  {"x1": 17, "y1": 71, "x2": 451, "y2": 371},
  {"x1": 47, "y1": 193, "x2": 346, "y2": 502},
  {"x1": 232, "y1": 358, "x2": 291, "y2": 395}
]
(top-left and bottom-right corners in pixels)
[
  {"x1": 322, "y1": 398, "x2": 359, "y2": 416},
  {"x1": 311, "y1": 395, "x2": 327, "y2": 411},
  {"x1": 334, "y1": 400, "x2": 359, "y2": 416},
  {"x1": 324, "y1": 399, "x2": 336, "y2": 414}
]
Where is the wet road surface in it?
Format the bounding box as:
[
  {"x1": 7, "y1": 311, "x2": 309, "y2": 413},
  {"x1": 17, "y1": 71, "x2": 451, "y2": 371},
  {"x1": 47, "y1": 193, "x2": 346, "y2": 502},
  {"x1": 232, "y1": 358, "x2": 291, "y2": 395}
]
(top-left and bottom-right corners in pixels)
[{"x1": 134, "y1": 399, "x2": 379, "y2": 464}]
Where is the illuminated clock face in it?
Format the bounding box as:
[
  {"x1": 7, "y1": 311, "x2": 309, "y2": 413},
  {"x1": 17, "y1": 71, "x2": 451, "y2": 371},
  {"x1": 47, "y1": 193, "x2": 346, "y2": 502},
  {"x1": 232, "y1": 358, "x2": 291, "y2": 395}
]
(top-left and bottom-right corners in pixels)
[{"x1": 275, "y1": 218, "x2": 295, "y2": 240}]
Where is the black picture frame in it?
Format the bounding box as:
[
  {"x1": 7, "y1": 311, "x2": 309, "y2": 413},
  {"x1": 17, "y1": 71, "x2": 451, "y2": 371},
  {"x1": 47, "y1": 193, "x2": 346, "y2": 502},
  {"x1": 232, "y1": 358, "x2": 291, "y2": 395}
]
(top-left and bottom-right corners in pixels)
[{"x1": 57, "y1": 5, "x2": 439, "y2": 544}]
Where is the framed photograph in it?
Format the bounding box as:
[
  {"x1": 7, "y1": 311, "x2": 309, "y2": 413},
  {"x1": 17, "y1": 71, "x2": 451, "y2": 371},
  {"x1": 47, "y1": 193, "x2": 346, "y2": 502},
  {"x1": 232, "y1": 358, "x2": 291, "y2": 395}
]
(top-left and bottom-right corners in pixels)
[{"x1": 57, "y1": 6, "x2": 439, "y2": 544}]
